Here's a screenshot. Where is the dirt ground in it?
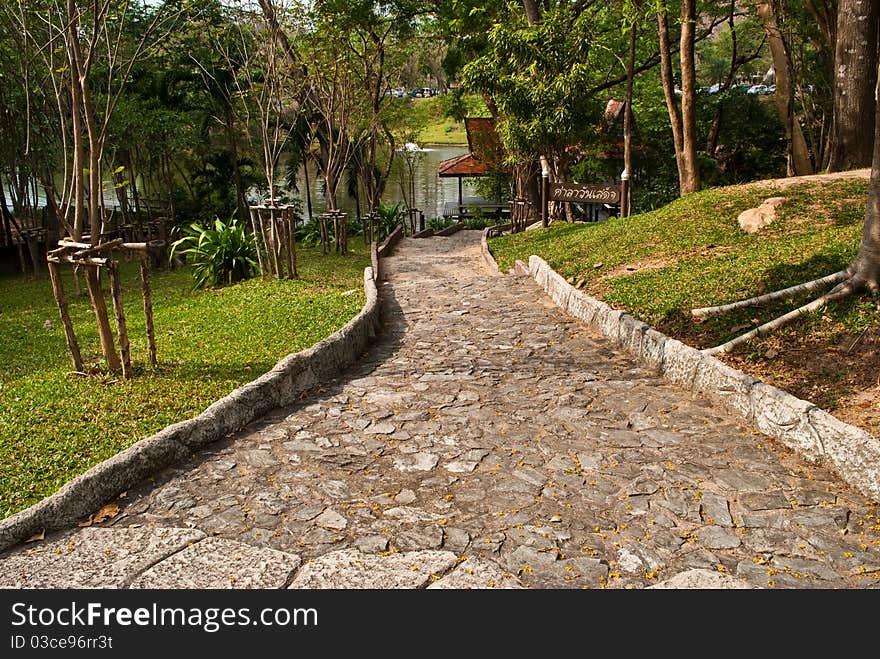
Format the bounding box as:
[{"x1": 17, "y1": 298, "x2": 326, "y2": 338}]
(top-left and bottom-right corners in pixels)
[{"x1": 717, "y1": 327, "x2": 880, "y2": 437}]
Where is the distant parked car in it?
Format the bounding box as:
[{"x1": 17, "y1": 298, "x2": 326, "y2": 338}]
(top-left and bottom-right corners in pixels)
[
  {"x1": 391, "y1": 87, "x2": 406, "y2": 98},
  {"x1": 747, "y1": 84, "x2": 773, "y2": 95}
]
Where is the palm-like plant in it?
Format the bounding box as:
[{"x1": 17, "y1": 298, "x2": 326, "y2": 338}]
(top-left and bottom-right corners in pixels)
[{"x1": 169, "y1": 217, "x2": 259, "y2": 288}]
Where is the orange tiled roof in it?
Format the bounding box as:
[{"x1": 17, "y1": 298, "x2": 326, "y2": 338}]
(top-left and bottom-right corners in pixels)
[
  {"x1": 438, "y1": 152, "x2": 491, "y2": 177},
  {"x1": 437, "y1": 117, "x2": 503, "y2": 178}
]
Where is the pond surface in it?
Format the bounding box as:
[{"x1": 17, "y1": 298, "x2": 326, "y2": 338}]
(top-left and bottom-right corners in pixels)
[
  {"x1": 292, "y1": 144, "x2": 475, "y2": 222},
  {"x1": 2, "y1": 145, "x2": 477, "y2": 225}
]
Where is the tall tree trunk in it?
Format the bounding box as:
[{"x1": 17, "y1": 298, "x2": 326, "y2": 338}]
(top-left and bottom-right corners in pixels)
[
  {"x1": 827, "y1": 0, "x2": 879, "y2": 172},
  {"x1": 522, "y1": 0, "x2": 540, "y2": 25},
  {"x1": 67, "y1": 1, "x2": 86, "y2": 241},
  {"x1": 657, "y1": 9, "x2": 687, "y2": 195},
  {"x1": 64, "y1": 0, "x2": 121, "y2": 372},
  {"x1": 622, "y1": 22, "x2": 636, "y2": 217},
  {"x1": 706, "y1": 1, "x2": 738, "y2": 156},
  {"x1": 80, "y1": 74, "x2": 103, "y2": 243},
  {"x1": 225, "y1": 108, "x2": 248, "y2": 222},
  {"x1": 756, "y1": 0, "x2": 814, "y2": 176},
  {"x1": 679, "y1": 0, "x2": 701, "y2": 194}
]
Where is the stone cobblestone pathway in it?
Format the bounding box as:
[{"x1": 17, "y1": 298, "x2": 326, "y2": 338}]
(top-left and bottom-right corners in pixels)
[{"x1": 2, "y1": 230, "x2": 879, "y2": 589}]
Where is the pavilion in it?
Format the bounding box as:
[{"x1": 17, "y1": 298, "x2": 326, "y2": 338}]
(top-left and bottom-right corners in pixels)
[{"x1": 437, "y1": 117, "x2": 506, "y2": 218}]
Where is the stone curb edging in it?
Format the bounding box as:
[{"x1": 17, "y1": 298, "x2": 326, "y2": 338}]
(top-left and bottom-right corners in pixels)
[
  {"x1": 0, "y1": 255, "x2": 390, "y2": 553},
  {"x1": 435, "y1": 222, "x2": 465, "y2": 237},
  {"x1": 480, "y1": 227, "x2": 502, "y2": 275},
  {"x1": 527, "y1": 254, "x2": 880, "y2": 502},
  {"x1": 377, "y1": 226, "x2": 404, "y2": 270}
]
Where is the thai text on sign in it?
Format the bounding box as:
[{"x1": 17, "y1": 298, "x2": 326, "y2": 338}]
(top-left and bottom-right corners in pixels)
[{"x1": 549, "y1": 182, "x2": 621, "y2": 204}]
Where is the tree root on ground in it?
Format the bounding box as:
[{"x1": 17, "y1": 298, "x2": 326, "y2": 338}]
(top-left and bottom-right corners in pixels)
[
  {"x1": 700, "y1": 269, "x2": 878, "y2": 356},
  {"x1": 691, "y1": 270, "x2": 849, "y2": 319}
]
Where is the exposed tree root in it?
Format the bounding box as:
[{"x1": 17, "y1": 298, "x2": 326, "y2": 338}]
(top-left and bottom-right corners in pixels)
[
  {"x1": 701, "y1": 272, "x2": 877, "y2": 356},
  {"x1": 691, "y1": 269, "x2": 849, "y2": 318}
]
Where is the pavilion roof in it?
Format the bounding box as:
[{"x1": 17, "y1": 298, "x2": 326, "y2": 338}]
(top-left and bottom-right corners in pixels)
[{"x1": 437, "y1": 117, "x2": 503, "y2": 178}]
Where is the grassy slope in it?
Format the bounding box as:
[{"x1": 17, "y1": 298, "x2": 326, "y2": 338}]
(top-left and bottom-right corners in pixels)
[
  {"x1": 0, "y1": 244, "x2": 370, "y2": 518},
  {"x1": 408, "y1": 95, "x2": 487, "y2": 146},
  {"x1": 411, "y1": 97, "x2": 466, "y2": 145},
  {"x1": 490, "y1": 177, "x2": 871, "y2": 346}
]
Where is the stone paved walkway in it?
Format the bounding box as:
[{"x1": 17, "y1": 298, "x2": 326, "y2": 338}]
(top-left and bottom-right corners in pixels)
[{"x1": 2, "y1": 230, "x2": 880, "y2": 589}]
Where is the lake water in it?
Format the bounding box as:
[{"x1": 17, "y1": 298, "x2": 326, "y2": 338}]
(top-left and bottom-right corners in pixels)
[
  {"x1": 292, "y1": 144, "x2": 474, "y2": 221},
  {"x1": 2, "y1": 145, "x2": 476, "y2": 224}
]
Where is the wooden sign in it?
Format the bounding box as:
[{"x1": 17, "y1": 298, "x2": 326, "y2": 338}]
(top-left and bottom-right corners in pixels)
[{"x1": 549, "y1": 182, "x2": 621, "y2": 205}]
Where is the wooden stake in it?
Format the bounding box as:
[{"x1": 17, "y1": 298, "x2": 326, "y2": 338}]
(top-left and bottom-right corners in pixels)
[
  {"x1": 249, "y1": 207, "x2": 267, "y2": 276},
  {"x1": 47, "y1": 260, "x2": 84, "y2": 372},
  {"x1": 73, "y1": 264, "x2": 83, "y2": 296},
  {"x1": 107, "y1": 261, "x2": 131, "y2": 379},
  {"x1": 16, "y1": 240, "x2": 26, "y2": 274},
  {"x1": 258, "y1": 210, "x2": 274, "y2": 276},
  {"x1": 84, "y1": 265, "x2": 122, "y2": 373},
  {"x1": 270, "y1": 208, "x2": 282, "y2": 278},
  {"x1": 338, "y1": 211, "x2": 347, "y2": 255},
  {"x1": 319, "y1": 213, "x2": 329, "y2": 255},
  {"x1": 140, "y1": 255, "x2": 157, "y2": 367},
  {"x1": 286, "y1": 208, "x2": 298, "y2": 279},
  {"x1": 279, "y1": 210, "x2": 291, "y2": 279},
  {"x1": 26, "y1": 237, "x2": 43, "y2": 276}
]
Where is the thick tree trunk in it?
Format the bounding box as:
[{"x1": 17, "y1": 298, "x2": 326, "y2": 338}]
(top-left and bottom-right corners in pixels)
[
  {"x1": 756, "y1": 1, "x2": 814, "y2": 176},
  {"x1": 827, "y1": 0, "x2": 879, "y2": 172},
  {"x1": 846, "y1": 76, "x2": 880, "y2": 292},
  {"x1": 0, "y1": 183, "x2": 14, "y2": 247}
]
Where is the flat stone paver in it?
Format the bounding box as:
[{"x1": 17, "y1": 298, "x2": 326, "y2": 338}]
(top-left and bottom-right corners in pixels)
[
  {"x1": 1, "y1": 230, "x2": 879, "y2": 589},
  {"x1": 130, "y1": 536, "x2": 301, "y2": 589}
]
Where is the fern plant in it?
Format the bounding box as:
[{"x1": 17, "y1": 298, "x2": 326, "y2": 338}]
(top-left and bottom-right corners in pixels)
[{"x1": 169, "y1": 217, "x2": 259, "y2": 288}]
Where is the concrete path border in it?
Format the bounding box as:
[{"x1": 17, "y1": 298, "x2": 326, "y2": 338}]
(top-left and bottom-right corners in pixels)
[
  {"x1": 480, "y1": 226, "x2": 503, "y2": 275},
  {"x1": 0, "y1": 249, "x2": 389, "y2": 553},
  {"x1": 524, "y1": 253, "x2": 880, "y2": 502}
]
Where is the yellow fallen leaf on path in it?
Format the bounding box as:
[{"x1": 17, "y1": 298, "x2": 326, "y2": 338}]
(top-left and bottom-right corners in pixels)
[{"x1": 78, "y1": 503, "x2": 119, "y2": 527}]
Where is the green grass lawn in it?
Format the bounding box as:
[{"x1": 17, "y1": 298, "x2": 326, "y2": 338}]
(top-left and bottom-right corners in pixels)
[
  {"x1": 411, "y1": 97, "x2": 466, "y2": 145},
  {"x1": 489, "y1": 177, "x2": 876, "y2": 347},
  {"x1": 408, "y1": 94, "x2": 489, "y2": 146},
  {"x1": 0, "y1": 242, "x2": 370, "y2": 519}
]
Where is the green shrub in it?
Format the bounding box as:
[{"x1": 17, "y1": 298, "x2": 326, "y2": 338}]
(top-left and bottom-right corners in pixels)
[
  {"x1": 463, "y1": 216, "x2": 493, "y2": 230},
  {"x1": 168, "y1": 216, "x2": 259, "y2": 288},
  {"x1": 376, "y1": 201, "x2": 404, "y2": 241},
  {"x1": 429, "y1": 217, "x2": 455, "y2": 231},
  {"x1": 296, "y1": 219, "x2": 325, "y2": 247}
]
